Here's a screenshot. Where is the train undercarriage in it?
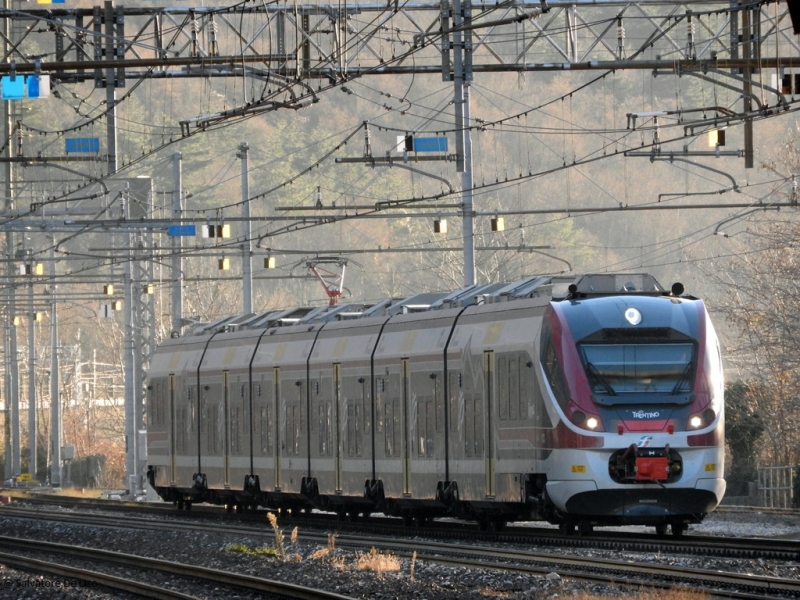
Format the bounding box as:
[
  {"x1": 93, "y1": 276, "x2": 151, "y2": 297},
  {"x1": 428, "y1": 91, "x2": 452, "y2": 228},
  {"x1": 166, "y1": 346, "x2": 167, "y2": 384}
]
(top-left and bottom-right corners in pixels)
[{"x1": 148, "y1": 469, "x2": 707, "y2": 536}]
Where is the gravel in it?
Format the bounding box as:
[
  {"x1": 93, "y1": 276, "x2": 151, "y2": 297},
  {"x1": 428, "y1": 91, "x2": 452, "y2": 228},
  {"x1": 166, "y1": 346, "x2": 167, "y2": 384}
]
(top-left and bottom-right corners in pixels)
[{"x1": 0, "y1": 506, "x2": 799, "y2": 600}]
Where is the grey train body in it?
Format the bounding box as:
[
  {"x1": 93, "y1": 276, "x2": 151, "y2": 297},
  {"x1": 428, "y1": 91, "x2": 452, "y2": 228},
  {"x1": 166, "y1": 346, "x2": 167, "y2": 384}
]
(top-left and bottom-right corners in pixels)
[{"x1": 146, "y1": 273, "x2": 725, "y2": 533}]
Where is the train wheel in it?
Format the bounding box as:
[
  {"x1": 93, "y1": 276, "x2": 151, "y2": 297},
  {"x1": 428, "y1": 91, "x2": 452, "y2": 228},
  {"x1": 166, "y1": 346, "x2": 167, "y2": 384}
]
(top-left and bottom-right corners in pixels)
[
  {"x1": 671, "y1": 524, "x2": 687, "y2": 538},
  {"x1": 578, "y1": 522, "x2": 593, "y2": 536},
  {"x1": 414, "y1": 516, "x2": 426, "y2": 528},
  {"x1": 402, "y1": 514, "x2": 414, "y2": 527},
  {"x1": 185, "y1": 501, "x2": 192, "y2": 511},
  {"x1": 655, "y1": 524, "x2": 668, "y2": 537},
  {"x1": 348, "y1": 512, "x2": 359, "y2": 522},
  {"x1": 225, "y1": 503, "x2": 233, "y2": 513},
  {"x1": 477, "y1": 519, "x2": 489, "y2": 532},
  {"x1": 558, "y1": 523, "x2": 575, "y2": 535},
  {"x1": 176, "y1": 499, "x2": 184, "y2": 511}
]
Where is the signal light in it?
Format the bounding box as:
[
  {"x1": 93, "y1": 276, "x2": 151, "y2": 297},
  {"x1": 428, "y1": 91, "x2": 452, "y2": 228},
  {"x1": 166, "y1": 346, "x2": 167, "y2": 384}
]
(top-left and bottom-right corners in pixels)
[
  {"x1": 218, "y1": 257, "x2": 230, "y2": 271},
  {"x1": 264, "y1": 256, "x2": 276, "y2": 269},
  {"x1": 434, "y1": 219, "x2": 447, "y2": 234},
  {"x1": 104, "y1": 284, "x2": 114, "y2": 296}
]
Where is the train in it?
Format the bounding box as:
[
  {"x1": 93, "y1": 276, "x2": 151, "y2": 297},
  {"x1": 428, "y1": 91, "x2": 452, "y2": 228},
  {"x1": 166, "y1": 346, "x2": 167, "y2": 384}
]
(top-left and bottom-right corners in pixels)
[{"x1": 146, "y1": 273, "x2": 725, "y2": 536}]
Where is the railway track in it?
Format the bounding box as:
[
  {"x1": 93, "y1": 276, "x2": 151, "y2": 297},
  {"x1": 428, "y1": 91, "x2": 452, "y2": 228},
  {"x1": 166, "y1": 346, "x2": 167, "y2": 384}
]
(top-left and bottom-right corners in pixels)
[
  {"x1": 1, "y1": 499, "x2": 799, "y2": 599},
  {"x1": 0, "y1": 535, "x2": 356, "y2": 600},
  {"x1": 4, "y1": 492, "x2": 798, "y2": 561}
]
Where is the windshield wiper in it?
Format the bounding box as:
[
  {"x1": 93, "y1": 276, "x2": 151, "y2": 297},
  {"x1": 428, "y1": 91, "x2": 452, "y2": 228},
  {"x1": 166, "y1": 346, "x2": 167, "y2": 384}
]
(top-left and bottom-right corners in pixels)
[
  {"x1": 586, "y1": 362, "x2": 616, "y2": 396},
  {"x1": 671, "y1": 362, "x2": 693, "y2": 395}
]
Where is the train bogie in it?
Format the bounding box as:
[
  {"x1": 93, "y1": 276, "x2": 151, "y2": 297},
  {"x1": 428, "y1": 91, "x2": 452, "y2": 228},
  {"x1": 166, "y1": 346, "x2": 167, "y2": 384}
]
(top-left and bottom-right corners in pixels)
[{"x1": 146, "y1": 274, "x2": 726, "y2": 532}]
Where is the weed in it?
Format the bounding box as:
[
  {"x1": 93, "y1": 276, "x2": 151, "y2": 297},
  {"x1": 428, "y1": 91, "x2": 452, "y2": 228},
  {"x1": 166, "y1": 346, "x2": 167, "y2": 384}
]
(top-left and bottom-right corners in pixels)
[
  {"x1": 410, "y1": 550, "x2": 417, "y2": 581},
  {"x1": 266, "y1": 512, "x2": 285, "y2": 560},
  {"x1": 355, "y1": 547, "x2": 402, "y2": 578},
  {"x1": 310, "y1": 533, "x2": 337, "y2": 561},
  {"x1": 226, "y1": 543, "x2": 280, "y2": 558}
]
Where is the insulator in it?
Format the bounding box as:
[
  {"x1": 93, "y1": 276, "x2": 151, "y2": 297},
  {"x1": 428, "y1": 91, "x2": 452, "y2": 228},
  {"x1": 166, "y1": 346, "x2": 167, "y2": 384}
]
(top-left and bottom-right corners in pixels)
[
  {"x1": 687, "y1": 21, "x2": 696, "y2": 36},
  {"x1": 208, "y1": 21, "x2": 219, "y2": 34},
  {"x1": 363, "y1": 122, "x2": 372, "y2": 157},
  {"x1": 617, "y1": 25, "x2": 625, "y2": 41},
  {"x1": 192, "y1": 19, "x2": 201, "y2": 33}
]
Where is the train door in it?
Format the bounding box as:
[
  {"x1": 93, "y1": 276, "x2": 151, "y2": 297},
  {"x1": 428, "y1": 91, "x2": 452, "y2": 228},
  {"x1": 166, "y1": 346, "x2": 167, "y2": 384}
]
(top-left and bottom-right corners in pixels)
[
  {"x1": 223, "y1": 371, "x2": 230, "y2": 487},
  {"x1": 484, "y1": 351, "x2": 496, "y2": 498},
  {"x1": 169, "y1": 374, "x2": 176, "y2": 484},
  {"x1": 402, "y1": 358, "x2": 411, "y2": 495},
  {"x1": 273, "y1": 367, "x2": 281, "y2": 491},
  {"x1": 334, "y1": 364, "x2": 342, "y2": 491}
]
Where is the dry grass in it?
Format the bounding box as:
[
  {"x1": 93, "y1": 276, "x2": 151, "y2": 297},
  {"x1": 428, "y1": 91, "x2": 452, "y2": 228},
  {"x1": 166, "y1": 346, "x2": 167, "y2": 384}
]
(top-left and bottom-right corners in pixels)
[
  {"x1": 310, "y1": 533, "x2": 338, "y2": 561},
  {"x1": 266, "y1": 512, "x2": 285, "y2": 560},
  {"x1": 355, "y1": 547, "x2": 402, "y2": 577}
]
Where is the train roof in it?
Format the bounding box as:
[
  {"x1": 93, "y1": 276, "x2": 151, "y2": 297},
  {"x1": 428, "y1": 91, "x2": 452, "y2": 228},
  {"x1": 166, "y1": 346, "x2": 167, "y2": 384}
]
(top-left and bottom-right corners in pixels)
[{"x1": 184, "y1": 273, "x2": 682, "y2": 336}]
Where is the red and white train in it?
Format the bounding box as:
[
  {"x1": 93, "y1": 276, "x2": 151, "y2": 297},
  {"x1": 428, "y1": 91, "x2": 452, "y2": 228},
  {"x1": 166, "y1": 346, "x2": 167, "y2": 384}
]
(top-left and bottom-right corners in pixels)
[{"x1": 146, "y1": 273, "x2": 725, "y2": 535}]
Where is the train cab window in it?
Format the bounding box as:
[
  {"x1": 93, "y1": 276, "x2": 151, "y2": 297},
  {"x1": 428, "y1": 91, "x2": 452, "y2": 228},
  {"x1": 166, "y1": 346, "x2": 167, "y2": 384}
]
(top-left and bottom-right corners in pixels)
[
  {"x1": 541, "y1": 329, "x2": 570, "y2": 410},
  {"x1": 579, "y1": 343, "x2": 695, "y2": 402}
]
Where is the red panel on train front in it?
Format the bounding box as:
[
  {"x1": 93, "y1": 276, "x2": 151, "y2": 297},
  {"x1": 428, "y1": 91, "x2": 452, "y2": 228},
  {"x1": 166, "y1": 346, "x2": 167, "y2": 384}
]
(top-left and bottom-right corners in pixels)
[{"x1": 635, "y1": 456, "x2": 669, "y2": 482}]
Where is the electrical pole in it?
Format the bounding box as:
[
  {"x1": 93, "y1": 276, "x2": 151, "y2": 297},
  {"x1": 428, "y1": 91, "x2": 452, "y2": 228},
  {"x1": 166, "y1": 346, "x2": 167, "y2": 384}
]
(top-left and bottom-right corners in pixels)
[
  {"x1": 451, "y1": 0, "x2": 475, "y2": 286},
  {"x1": 103, "y1": 0, "x2": 118, "y2": 176},
  {"x1": 49, "y1": 241, "x2": 60, "y2": 487},
  {"x1": 239, "y1": 143, "x2": 252, "y2": 315},
  {"x1": 27, "y1": 279, "x2": 35, "y2": 477},
  {"x1": 123, "y1": 193, "x2": 137, "y2": 495},
  {"x1": 171, "y1": 152, "x2": 183, "y2": 336}
]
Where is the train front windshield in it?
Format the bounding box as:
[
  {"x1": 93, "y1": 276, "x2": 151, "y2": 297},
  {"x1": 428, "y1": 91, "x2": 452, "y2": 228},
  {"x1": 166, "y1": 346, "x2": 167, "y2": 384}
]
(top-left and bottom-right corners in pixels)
[{"x1": 579, "y1": 343, "x2": 694, "y2": 399}]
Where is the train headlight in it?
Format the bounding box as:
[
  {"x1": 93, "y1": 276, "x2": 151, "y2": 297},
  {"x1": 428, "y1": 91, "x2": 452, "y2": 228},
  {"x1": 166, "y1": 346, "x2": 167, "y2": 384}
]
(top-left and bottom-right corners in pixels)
[
  {"x1": 571, "y1": 410, "x2": 601, "y2": 430},
  {"x1": 687, "y1": 408, "x2": 716, "y2": 430}
]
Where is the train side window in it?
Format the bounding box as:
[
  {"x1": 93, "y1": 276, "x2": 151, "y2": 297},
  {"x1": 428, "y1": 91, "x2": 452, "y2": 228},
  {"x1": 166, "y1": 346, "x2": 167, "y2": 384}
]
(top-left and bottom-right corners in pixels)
[
  {"x1": 147, "y1": 382, "x2": 156, "y2": 427},
  {"x1": 433, "y1": 374, "x2": 443, "y2": 433},
  {"x1": 417, "y1": 398, "x2": 434, "y2": 456},
  {"x1": 475, "y1": 394, "x2": 484, "y2": 455},
  {"x1": 318, "y1": 401, "x2": 331, "y2": 456},
  {"x1": 259, "y1": 406, "x2": 268, "y2": 454},
  {"x1": 498, "y1": 356, "x2": 508, "y2": 421},
  {"x1": 518, "y1": 353, "x2": 529, "y2": 420},
  {"x1": 176, "y1": 407, "x2": 187, "y2": 454},
  {"x1": 384, "y1": 399, "x2": 394, "y2": 456},
  {"x1": 448, "y1": 372, "x2": 460, "y2": 432},
  {"x1": 509, "y1": 355, "x2": 519, "y2": 420},
  {"x1": 347, "y1": 401, "x2": 361, "y2": 457},
  {"x1": 541, "y1": 328, "x2": 570, "y2": 410},
  {"x1": 231, "y1": 406, "x2": 241, "y2": 454}
]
